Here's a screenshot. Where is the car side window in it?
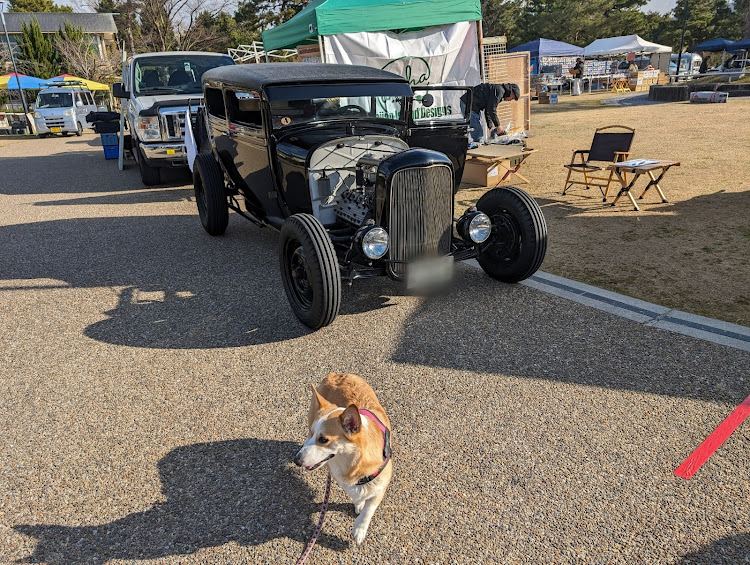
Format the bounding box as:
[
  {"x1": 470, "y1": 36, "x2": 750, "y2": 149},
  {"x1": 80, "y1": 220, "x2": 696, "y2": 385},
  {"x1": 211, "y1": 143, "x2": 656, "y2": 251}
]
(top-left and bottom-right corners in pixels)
[
  {"x1": 205, "y1": 87, "x2": 226, "y2": 119},
  {"x1": 86, "y1": 92, "x2": 95, "y2": 105},
  {"x1": 225, "y1": 90, "x2": 262, "y2": 129}
]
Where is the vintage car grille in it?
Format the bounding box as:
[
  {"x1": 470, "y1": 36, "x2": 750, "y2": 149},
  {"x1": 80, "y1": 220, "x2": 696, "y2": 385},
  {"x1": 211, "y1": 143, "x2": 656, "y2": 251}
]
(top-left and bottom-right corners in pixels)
[{"x1": 387, "y1": 164, "x2": 453, "y2": 279}]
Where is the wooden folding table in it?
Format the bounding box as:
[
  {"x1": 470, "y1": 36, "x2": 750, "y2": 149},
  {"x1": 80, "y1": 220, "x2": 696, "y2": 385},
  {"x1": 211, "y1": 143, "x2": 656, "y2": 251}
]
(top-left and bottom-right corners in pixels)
[
  {"x1": 606, "y1": 159, "x2": 680, "y2": 211},
  {"x1": 463, "y1": 144, "x2": 537, "y2": 186}
]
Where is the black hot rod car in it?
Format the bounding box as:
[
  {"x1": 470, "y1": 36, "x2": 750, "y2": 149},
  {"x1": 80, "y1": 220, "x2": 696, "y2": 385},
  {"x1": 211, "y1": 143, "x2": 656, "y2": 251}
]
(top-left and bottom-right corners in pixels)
[{"x1": 191, "y1": 63, "x2": 547, "y2": 329}]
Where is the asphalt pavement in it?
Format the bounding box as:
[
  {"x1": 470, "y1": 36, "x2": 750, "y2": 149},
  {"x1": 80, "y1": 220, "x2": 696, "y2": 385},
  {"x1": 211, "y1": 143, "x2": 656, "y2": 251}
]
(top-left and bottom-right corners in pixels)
[{"x1": 1, "y1": 134, "x2": 748, "y2": 564}]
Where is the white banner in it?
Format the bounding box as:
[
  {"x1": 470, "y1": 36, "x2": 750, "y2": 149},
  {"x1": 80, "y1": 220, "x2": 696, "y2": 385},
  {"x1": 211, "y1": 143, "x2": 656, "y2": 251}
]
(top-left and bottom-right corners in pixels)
[{"x1": 323, "y1": 21, "x2": 480, "y2": 87}]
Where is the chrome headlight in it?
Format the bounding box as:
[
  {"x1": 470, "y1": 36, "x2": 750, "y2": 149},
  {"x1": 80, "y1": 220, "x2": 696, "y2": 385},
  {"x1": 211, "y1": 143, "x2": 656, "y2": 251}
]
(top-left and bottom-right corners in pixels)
[
  {"x1": 34, "y1": 111, "x2": 42, "y2": 119},
  {"x1": 457, "y1": 209, "x2": 492, "y2": 244},
  {"x1": 63, "y1": 108, "x2": 74, "y2": 117},
  {"x1": 135, "y1": 115, "x2": 161, "y2": 141},
  {"x1": 358, "y1": 225, "x2": 389, "y2": 260}
]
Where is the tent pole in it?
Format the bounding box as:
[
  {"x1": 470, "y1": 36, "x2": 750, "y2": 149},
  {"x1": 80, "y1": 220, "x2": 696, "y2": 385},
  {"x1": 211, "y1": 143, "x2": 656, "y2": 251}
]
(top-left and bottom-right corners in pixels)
[
  {"x1": 0, "y1": 2, "x2": 32, "y2": 132},
  {"x1": 318, "y1": 34, "x2": 325, "y2": 63}
]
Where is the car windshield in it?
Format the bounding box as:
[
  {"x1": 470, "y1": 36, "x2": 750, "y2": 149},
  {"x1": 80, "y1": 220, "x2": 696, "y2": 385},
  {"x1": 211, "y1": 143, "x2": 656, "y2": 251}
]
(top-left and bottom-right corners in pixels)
[
  {"x1": 35, "y1": 92, "x2": 73, "y2": 109},
  {"x1": 270, "y1": 95, "x2": 407, "y2": 129},
  {"x1": 134, "y1": 54, "x2": 233, "y2": 96}
]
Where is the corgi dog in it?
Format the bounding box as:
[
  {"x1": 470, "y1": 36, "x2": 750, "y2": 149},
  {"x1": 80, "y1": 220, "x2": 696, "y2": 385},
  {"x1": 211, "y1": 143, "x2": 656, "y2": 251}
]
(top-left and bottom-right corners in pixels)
[{"x1": 294, "y1": 372, "x2": 392, "y2": 545}]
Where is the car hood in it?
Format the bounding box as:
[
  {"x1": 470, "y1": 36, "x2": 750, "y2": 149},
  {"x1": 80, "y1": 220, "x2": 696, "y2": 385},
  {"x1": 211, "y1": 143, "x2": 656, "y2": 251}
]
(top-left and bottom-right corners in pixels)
[{"x1": 135, "y1": 93, "x2": 203, "y2": 114}]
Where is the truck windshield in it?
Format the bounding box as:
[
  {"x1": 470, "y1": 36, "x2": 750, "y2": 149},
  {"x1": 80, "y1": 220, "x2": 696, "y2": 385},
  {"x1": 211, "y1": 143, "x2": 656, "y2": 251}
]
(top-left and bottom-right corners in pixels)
[
  {"x1": 133, "y1": 54, "x2": 234, "y2": 96},
  {"x1": 270, "y1": 95, "x2": 407, "y2": 129},
  {"x1": 36, "y1": 92, "x2": 73, "y2": 109}
]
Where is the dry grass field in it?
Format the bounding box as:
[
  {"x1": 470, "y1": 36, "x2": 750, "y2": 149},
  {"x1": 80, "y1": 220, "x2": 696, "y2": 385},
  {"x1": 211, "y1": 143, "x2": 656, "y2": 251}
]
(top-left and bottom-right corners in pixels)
[{"x1": 458, "y1": 93, "x2": 750, "y2": 327}]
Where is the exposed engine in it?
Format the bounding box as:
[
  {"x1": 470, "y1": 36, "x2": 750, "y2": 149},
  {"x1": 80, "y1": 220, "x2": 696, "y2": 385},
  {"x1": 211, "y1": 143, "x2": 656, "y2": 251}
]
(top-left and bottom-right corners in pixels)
[{"x1": 307, "y1": 136, "x2": 409, "y2": 227}]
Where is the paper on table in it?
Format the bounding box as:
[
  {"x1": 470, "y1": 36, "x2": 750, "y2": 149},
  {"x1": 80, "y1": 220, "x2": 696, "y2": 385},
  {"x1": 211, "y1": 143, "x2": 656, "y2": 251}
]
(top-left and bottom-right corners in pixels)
[{"x1": 617, "y1": 159, "x2": 659, "y2": 167}]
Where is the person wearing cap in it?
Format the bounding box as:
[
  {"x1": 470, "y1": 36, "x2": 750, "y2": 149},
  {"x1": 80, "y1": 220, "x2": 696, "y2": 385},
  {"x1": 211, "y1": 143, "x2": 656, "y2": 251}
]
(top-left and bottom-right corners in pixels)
[{"x1": 468, "y1": 82, "x2": 520, "y2": 147}]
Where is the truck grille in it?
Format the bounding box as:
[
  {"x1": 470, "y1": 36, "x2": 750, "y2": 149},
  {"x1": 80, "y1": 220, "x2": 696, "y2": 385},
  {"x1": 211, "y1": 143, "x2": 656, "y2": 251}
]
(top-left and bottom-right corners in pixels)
[
  {"x1": 160, "y1": 108, "x2": 197, "y2": 141},
  {"x1": 387, "y1": 164, "x2": 453, "y2": 279}
]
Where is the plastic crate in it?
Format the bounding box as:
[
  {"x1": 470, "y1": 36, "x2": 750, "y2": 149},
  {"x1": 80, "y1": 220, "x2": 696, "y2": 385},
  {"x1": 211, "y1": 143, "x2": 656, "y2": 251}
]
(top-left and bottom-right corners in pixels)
[
  {"x1": 103, "y1": 145, "x2": 119, "y2": 159},
  {"x1": 100, "y1": 132, "x2": 119, "y2": 146}
]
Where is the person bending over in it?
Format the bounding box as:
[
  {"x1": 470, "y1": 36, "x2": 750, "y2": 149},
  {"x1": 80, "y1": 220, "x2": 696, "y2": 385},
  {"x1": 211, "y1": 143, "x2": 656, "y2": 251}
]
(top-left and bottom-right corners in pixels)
[{"x1": 468, "y1": 82, "x2": 519, "y2": 147}]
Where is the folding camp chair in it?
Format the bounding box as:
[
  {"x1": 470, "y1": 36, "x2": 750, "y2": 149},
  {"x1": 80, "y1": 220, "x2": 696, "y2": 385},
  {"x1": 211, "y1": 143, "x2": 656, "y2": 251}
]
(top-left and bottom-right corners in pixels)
[{"x1": 563, "y1": 125, "x2": 635, "y2": 200}]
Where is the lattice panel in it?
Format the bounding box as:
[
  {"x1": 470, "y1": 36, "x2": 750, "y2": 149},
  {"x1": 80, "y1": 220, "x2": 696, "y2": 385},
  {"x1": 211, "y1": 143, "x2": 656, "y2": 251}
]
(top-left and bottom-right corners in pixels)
[{"x1": 481, "y1": 38, "x2": 530, "y2": 134}]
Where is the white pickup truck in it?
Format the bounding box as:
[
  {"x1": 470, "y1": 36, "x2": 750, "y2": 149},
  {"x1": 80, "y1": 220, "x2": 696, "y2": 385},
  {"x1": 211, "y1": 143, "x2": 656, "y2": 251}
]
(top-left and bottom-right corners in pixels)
[{"x1": 112, "y1": 51, "x2": 234, "y2": 186}]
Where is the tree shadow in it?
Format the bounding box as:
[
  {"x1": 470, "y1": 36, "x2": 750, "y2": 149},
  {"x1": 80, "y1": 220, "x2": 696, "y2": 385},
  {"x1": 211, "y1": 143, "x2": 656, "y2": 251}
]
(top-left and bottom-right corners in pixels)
[
  {"x1": 679, "y1": 533, "x2": 750, "y2": 564},
  {"x1": 14, "y1": 439, "x2": 350, "y2": 564}
]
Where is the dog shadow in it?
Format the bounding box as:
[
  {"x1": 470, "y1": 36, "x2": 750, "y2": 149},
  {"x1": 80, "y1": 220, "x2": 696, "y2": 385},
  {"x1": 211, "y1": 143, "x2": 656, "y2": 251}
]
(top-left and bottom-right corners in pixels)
[{"x1": 14, "y1": 439, "x2": 349, "y2": 564}]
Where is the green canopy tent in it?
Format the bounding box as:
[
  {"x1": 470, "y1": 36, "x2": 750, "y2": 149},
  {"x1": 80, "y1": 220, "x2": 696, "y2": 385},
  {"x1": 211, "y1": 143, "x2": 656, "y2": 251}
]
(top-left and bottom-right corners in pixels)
[{"x1": 261, "y1": 0, "x2": 482, "y2": 52}]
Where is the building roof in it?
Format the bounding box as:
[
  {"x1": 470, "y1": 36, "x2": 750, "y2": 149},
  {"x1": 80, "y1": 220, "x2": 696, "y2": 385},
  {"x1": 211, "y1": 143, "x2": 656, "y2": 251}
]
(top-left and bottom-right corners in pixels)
[
  {"x1": 0, "y1": 12, "x2": 117, "y2": 34},
  {"x1": 203, "y1": 63, "x2": 409, "y2": 90}
]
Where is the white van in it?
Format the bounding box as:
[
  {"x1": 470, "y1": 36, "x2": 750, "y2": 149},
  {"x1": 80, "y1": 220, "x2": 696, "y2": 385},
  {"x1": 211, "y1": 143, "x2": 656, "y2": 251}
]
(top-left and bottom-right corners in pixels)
[
  {"x1": 670, "y1": 53, "x2": 702, "y2": 75},
  {"x1": 33, "y1": 82, "x2": 98, "y2": 137}
]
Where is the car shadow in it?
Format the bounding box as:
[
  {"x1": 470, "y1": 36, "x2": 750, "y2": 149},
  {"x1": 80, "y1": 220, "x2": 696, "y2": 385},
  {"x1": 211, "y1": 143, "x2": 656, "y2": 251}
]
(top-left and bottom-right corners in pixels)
[
  {"x1": 679, "y1": 533, "x2": 750, "y2": 564},
  {"x1": 36, "y1": 187, "x2": 196, "y2": 207},
  {"x1": 390, "y1": 264, "x2": 750, "y2": 404},
  {"x1": 13, "y1": 438, "x2": 350, "y2": 564},
  {"x1": 1, "y1": 213, "x2": 399, "y2": 348}
]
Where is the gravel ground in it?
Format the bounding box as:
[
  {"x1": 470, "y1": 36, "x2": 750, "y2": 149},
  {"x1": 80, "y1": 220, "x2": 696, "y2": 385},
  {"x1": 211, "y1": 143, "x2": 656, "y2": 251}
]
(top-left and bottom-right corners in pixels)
[{"x1": 1, "y1": 134, "x2": 748, "y2": 564}]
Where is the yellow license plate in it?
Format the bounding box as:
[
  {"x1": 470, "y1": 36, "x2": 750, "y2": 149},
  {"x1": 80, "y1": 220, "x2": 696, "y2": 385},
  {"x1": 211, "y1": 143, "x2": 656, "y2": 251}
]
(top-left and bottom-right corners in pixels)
[{"x1": 50, "y1": 127, "x2": 61, "y2": 133}]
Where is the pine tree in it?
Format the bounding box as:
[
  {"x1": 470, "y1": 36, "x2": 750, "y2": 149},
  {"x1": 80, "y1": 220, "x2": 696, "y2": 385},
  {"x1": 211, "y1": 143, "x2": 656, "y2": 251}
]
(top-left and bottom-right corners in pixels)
[{"x1": 18, "y1": 18, "x2": 61, "y2": 79}]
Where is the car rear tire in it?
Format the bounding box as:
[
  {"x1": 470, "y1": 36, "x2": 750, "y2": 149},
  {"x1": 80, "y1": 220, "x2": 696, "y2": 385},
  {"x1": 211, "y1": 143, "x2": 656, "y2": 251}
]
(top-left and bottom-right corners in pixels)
[
  {"x1": 138, "y1": 147, "x2": 161, "y2": 186},
  {"x1": 75, "y1": 122, "x2": 83, "y2": 136},
  {"x1": 193, "y1": 153, "x2": 228, "y2": 236},
  {"x1": 476, "y1": 186, "x2": 547, "y2": 283},
  {"x1": 279, "y1": 214, "x2": 341, "y2": 329}
]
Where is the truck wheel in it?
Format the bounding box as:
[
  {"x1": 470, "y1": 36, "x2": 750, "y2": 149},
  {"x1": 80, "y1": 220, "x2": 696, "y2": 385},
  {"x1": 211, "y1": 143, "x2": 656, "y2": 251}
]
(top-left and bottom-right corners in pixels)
[
  {"x1": 279, "y1": 214, "x2": 341, "y2": 329},
  {"x1": 476, "y1": 186, "x2": 547, "y2": 283},
  {"x1": 138, "y1": 147, "x2": 161, "y2": 186},
  {"x1": 75, "y1": 122, "x2": 83, "y2": 136},
  {"x1": 193, "y1": 153, "x2": 228, "y2": 235}
]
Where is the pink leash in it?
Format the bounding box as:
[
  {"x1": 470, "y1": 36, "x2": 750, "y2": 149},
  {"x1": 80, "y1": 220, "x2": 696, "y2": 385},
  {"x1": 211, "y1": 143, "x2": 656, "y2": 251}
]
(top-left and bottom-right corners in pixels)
[{"x1": 296, "y1": 471, "x2": 332, "y2": 565}]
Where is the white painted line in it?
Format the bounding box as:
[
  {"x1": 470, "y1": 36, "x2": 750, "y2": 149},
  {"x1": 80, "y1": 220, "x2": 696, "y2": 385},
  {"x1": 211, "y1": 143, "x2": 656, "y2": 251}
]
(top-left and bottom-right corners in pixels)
[{"x1": 463, "y1": 262, "x2": 750, "y2": 352}]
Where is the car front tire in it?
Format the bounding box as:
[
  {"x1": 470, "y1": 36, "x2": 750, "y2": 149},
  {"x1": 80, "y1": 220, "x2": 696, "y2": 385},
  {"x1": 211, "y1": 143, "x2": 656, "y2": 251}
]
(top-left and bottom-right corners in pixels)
[
  {"x1": 75, "y1": 122, "x2": 83, "y2": 136},
  {"x1": 138, "y1": 146, "x2": 161, "y2": 186},
  {"x1": 476, "y1": 186, "x2": 547, "y2": 283},
  {"x1": 193, "y1": 153, "x2": 228, "y2": 236},
  {"x1": 279, "y1": 214, "x2": 341, "y2": 330}
]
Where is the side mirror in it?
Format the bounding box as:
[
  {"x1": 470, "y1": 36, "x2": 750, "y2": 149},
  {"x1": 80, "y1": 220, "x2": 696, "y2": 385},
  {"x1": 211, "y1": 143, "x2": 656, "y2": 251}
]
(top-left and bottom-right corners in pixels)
[
  {"x1": 112, "y1": 82, "x2": 130, "y2": 99},
  {"x1": 421, "y1": 93, "x2": 434, "y2": 107}
]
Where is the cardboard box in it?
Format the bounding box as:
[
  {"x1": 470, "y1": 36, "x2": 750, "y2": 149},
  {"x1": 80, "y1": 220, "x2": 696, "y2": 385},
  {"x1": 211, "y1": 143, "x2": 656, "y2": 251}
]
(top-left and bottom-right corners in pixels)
[{"x1": 462, "y1": 160, "x2": 501, "y2": 186}]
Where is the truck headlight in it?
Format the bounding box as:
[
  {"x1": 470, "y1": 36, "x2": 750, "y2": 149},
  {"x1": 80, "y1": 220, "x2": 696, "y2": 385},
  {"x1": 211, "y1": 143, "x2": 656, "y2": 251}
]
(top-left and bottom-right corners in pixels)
[
  {"x1": 34, "y1": 111, "x2": 42, "y2": 119},
  {"x1": 457, "y1": 209, "x2": 492, "y2": 244},
  {"x1": 135, "y1": 116, "x2": 161, "y2": 141},
  {"x1": 357, "y1": 225, "x2": 389, "y2": 260},
  {"x1": 63, "y1": 108, "x2": 74, "y2": 117}
]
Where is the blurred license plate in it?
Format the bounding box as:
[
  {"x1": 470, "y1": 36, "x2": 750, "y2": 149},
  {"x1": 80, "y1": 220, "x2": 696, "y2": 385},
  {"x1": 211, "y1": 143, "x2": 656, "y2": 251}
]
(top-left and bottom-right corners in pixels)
[
  {"x1": 50, "y1": 127, "x2": 61, "y2": 133},
  {"x1": 406, "y1": 256, "x2": 454, "y2": 290}
]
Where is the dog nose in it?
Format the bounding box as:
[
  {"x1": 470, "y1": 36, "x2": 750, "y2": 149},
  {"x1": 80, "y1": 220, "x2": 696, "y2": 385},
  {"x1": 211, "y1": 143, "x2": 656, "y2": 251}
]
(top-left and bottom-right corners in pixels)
[{"x1": 293, "y1": 451, "x2": 303, "y2": 466}]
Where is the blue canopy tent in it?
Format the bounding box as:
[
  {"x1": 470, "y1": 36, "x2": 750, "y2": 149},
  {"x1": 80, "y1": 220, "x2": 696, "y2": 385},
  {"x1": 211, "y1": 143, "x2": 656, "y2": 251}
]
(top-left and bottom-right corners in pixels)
[
  {"x1": 730, "y1": 38, "x2": 750, "y2": 50},
  {"x1": 690, "y1": 38, "x2": 737, "y2": 52},
  {"x1": 508, "y1": 38, "x2": 583, "y2": 74}
]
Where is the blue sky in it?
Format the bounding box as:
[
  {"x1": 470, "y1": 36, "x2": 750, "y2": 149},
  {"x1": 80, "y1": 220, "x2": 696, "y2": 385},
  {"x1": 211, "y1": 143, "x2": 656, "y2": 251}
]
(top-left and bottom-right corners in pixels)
[{"x1": 643, "y1": 0, "x2": 678, "y2": 14}]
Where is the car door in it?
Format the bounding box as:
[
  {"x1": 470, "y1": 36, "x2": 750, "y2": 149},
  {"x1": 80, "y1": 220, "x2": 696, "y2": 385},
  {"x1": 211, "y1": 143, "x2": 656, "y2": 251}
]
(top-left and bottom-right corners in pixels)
[{"x1": 406, "y1": 86, "x2": 472, "y2": 189}]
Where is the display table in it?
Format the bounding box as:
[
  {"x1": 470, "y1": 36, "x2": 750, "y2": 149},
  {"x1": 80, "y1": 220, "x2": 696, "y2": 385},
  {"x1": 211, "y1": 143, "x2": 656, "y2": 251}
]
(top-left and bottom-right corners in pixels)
[
  {"x1": 605, "y1": 159, "x2": 680, "y2": 210},
  {"x1": 462, "y1": 144, "x2": 537, "y2": 187}
]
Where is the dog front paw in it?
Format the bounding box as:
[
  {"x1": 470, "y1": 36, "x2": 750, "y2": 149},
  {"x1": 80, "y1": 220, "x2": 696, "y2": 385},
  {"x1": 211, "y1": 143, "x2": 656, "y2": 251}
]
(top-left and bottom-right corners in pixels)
[{"x1": 352, "y1": 517, "x2": 370, "y2": 545}]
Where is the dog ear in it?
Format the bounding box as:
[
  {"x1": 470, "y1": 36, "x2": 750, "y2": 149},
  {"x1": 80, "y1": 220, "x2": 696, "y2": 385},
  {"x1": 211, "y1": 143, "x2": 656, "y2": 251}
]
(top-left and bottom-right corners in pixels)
[
  {"x1": 311, "y1": 385, "x2": 332, "y2": 412},
  {"x1": 340, "y1": 404, "x2": 361, "y2": 436}
]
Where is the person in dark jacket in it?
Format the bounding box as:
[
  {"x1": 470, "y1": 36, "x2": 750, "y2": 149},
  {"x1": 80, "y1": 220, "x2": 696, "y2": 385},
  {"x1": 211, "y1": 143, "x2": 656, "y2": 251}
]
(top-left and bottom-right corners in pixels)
[{"x1": 468, "y1": 82, "x2": 519, "y2": 147}]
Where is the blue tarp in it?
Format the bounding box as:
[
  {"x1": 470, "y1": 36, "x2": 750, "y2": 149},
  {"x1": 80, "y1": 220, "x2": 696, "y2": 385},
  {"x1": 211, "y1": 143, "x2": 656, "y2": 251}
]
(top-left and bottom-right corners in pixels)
[
  {"x1": 508, "y1": 38, "x2": 584, "y2": 58},
  {"x1": 691, "y1": 38, "x2": 737, "y2": 52}
]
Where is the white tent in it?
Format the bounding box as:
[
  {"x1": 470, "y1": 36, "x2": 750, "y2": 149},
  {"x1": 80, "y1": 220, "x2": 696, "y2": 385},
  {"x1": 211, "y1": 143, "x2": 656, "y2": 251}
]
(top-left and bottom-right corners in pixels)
[{"x1": 584, "y1": 34, "x2": 671, "y2": 57}]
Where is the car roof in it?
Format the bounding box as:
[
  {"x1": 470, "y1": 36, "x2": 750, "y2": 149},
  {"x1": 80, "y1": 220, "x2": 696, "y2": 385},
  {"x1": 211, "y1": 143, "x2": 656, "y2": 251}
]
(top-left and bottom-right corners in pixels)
[
  {"x1": 203, "y1": 63, "x2": 408, "y2": 91},
  {"x1": 132, "y1": 51, "x2": 233, "y2": 59}
]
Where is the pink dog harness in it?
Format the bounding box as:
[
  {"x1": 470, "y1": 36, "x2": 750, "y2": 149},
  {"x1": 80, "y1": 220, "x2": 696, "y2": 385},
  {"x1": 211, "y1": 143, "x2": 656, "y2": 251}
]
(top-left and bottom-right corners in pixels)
[{"x1": 356, "y1": 409, "x2": 392, "y2": 485}]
